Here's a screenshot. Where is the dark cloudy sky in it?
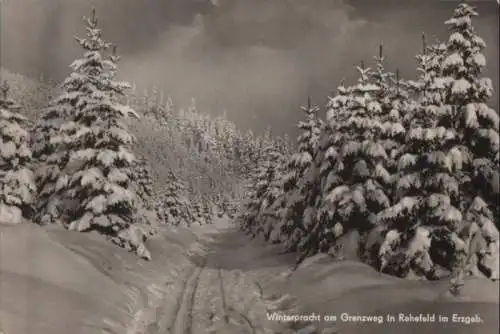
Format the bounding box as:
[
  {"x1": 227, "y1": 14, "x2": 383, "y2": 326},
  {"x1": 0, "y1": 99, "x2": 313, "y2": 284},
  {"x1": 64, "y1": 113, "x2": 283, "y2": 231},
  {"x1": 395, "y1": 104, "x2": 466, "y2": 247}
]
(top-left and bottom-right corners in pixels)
[{"x1": 0, "y1": 0, "x2": 498, "y2": 135}]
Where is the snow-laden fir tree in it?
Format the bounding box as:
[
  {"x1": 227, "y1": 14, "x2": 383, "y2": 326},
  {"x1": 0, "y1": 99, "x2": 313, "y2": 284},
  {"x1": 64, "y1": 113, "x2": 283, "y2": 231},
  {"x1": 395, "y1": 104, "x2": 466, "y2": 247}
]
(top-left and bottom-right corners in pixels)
[
  {"x1": 191, "y1": 199, "x2": 204, "y2": 225},
  {"x1": 38, "y1": 9, "x2": 149, "y2": 258},
  {"x1": 312, "y1": 83, "x2": 368, "y2": 255},
  {"x1": 215, "y1": 192, "x2": 238, "y2": 219},
  {"x1": 240, "y1": 143, "x2": 286, "y2": 237},
  {"x1": 235, "y1": 131, "x2": 262, "y2": 226},
  {"x1": 440, "y1": 2, "x2": 499, "y2": 279},
  {"x1": 0, "y1": 82, "x2": 37, "y2": 224},
  {"x1": 316, "y1": 74, "x2": 371, "y2": 239},
  {"x1": 373, "y1": 4, "x2": 499, "y2": 279},
  {"x1": 258, "y1": 141, "x2": 290, "y2": 242},
  {"x1": 276, "y1": 84, "x2": 350, "y2": 254},
  {"x1": 201, "y1": 195, "x2": 214, "y2": 224},
  {"x1": 160, "y1": 95, "x2": 175, "y2": 126},
  {"x1": 284, "y1": 97, "x2": 323, "y2": 189},
  {"x1": 32, "y1": 92, "x2": 73, "y2": 163},
  {"x1": 130, "y1": 155, "x2": 155, "y2": 210},
  {"x1": 141, "y1": 87, "x2": 153, "y2": 117},
  {"x1": 276, "y1": 133, "x2": 293, "y2": 158},
  {"x1": 374, "y1": 48, "x2": 459, "y2": 278},
  {"x1": 406, "y1": 34, "x2": 448, "y2": 127},
  {"x1": 32, "y1": 51, "x2": 94, "y2": 224},
  {"x1": 312, "y1": 62, "x2": 401, "y2": 256},
  {"x1": 277, "y1": 98, "x2": 324, "y2": 248},
  {"x1": 125, "y1": 81, "x2": 138, "y2": 107},
  {"x1": 154, "y1": 171, "x2": 193, "y2": 226},
  {"x1": 317, "y1": 82, "x2": 352, "y2": 192},
  {"x1": 33, "y1": 87, "x2": 90, "y2": 226},
  {"x1": 213, "y1": 193, "x2": 224, "y2": 217},
  {"x1": 142, "y1": 85, "x2": 169, "y2": 125},
  {"x1": 188, "y1": 191, "x2": 213, "y2": 225},
  {"x1": 35, "y1": 10, "x2": 113, "y2": 225},
  {"x1": 371, "y1": 45, "x2": 395, "y2": 111},
  {"x1": 385, "y1": 69, "x2": 416, "y2": 170},
  {"x1": 239, "y1": 129, "x2": 258, "y2": 177},
  {"x1": 213, "y1": 112, "x2": 241, "y2": 174},
  {"x1": 241, "y1": 129, "x2": 276, "y2": 192},
  {"x1": 128, "y1": 153, "x2": 159, "y2": 238}
]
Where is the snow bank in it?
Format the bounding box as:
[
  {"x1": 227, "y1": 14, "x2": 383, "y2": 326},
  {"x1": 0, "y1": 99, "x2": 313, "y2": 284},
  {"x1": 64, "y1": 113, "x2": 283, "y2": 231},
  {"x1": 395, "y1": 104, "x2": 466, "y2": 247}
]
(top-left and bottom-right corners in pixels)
[
  {"x1": 280, "y1": 256, "x2": 499, "y2": 333},
  {"x1": 228, "y1": 229, "x2": 499, "y2": 334},
  {"x1": 0, "y1": 222, "x2": 202, "y2": 334}
]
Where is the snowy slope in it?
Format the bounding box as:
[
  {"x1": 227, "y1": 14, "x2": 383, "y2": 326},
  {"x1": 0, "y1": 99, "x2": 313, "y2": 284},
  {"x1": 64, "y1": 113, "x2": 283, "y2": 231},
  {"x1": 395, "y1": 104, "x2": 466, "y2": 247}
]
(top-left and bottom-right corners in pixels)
[
  {"x1": 0, "y1": 68, "x2": 54, "y2": 121},
  {"x1": 0, "y1": 222, "x2": 203, "y2": 334},
  {"x1": 0, "y1": 68, "x2": 235, "y2": 202}
]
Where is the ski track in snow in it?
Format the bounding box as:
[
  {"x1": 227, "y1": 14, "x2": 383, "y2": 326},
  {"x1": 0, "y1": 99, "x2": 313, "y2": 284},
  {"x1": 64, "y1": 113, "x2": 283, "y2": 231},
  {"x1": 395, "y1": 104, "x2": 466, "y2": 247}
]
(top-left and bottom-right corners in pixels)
[
  {"x1": 172, "y1": 260, "x2": 206, "y2": 334},
  {"x1": 137, "y1": 220, "x2": 348, "y2": 334},
  {"x1": 146, "y1": 251, "x2": 262, "y2": 334},
  {"x1": 217, "y1": 268, "x2": 258, "y2": 334},
  {"x1": 217, "y1": 268, "x2": 231, "y2": 326}
]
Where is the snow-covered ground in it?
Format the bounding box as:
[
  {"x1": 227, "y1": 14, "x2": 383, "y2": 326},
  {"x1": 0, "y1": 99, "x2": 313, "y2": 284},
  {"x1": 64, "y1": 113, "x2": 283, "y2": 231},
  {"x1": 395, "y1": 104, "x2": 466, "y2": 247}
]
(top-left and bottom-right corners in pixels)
[{"x1": 1, "y1": 217, "x2": 498, "y2": 334}]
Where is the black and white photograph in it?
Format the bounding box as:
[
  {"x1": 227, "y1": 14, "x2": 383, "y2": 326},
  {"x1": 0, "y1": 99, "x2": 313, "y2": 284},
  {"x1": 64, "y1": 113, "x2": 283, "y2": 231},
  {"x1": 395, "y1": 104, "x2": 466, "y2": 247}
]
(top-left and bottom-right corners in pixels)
[{"x1": 0, "y1": 0, "x2": 499, "y2": 333}]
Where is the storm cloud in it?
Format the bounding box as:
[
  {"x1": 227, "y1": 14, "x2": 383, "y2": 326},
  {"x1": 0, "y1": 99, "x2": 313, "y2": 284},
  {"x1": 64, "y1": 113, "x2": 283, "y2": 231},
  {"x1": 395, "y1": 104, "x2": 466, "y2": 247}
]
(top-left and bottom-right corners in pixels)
[{"x1": 0, "y1": 0, "x2": 498, "y2": 134}]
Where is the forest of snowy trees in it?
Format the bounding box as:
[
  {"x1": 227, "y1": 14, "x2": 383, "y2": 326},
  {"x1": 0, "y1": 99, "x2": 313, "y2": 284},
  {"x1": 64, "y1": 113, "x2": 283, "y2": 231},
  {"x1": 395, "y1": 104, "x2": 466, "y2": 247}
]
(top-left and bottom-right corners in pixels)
[
  {"x1": 240, "y1": 3, "x2": 499, "y2": 282},
  {"x1": 0, "y1": 8, "x2": 285, "y2": 260},
  {"x1": 0, "y1": 3, "x2": 498, "y2": 283}
]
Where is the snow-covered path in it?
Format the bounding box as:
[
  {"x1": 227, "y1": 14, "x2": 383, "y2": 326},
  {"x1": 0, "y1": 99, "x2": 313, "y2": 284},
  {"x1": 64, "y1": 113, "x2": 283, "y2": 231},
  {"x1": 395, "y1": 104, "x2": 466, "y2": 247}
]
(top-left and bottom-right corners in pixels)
[
  {"x1": 145, "y1": 217, "x2": 321, "y2": 334},
  {"x1": 141, "y1": 216, "x2": 499, "y2": 334}
]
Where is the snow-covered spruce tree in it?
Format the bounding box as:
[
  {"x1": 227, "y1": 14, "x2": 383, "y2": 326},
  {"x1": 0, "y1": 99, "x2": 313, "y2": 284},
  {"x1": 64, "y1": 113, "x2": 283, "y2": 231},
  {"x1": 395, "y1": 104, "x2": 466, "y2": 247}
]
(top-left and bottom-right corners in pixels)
[
  {"x1": 238, "y1": 129, "x2": 258, "y2": 177},
  {"x1": 307, "y1": 62, "x2": 403, "y2": 259},
  {"x1": 371, "y1": 45, "x2": 395, "y2": 112},
  {"x1": 154, "y1": 171, "x2": 193, "y2": 226},
  {"x1": 316, "y1": 83, "x2": 352, "y2": 198},
  {"x1": 128, "y1": 153, "x2": 160, "y2": 237},
  {"x1": 236, "y1": 132, "x2": 262, "y2": 226},
  {"x1": 130, "y1": 155, "x2": 155, "y2": 210},
  {"x1": 201, "y1": 195, "x2": 214, "y2": 224},
  {"x1": 385, "y1": 69, "x2": 416, "y2": 169},
  {"x1": 276, "y1": 98, "x2": 324, "y2": 248},
  {"x1": 32, "y1": 85, "x2": 74, "y2": 163},
  {"x1": 258, "y1": 139, "x2": 291, "y2": 242},
  {"x1": 191, "y1": 198, "x2": 203, "y2": 225},
  {"x1": 440, "y1": 3, "x2": 499, "y2": 279},
  {"x1": 405, "y1": 34, "x2": 447, "y2": 128},
  {"x1": 35, "y1": 10, "x2": 112, "y2": 225},
  {"x1": 305, "y1": 87, "x2": 358, "y2": 259},
  {"x1": 213, "y1": 112, "x2": 241, "y2": 175},
  {"x1": 0, "y1": 82, "x2": 37, "y2": 224},
  {"x1": 240, "y1": 142, "x2": 284, "y2": 237},
  {"x1": 142, "y1": 85, "x2": 169, "y2": 126},
  {"x1": 276, "y1": 133, "x2": 293, "y2": 158},
  {"x1": 188, "y1": 190, "x2": 214, "y2": 226},
  {"x1": 274, "y1": 86, "x2": 347, "y2": 254},
  {"x1": 32, "y1": 100, "x2": 69, "y2": 164},
  {"x1": 370, "y1": 46, "x2": 414, "y2": 177},
  {"x1": 287, "y1": 88, "x2": 349, "y2": 254},
  {"x1": 372, "y1": 37, "x2": 455, "y2": 278},
  {"x1": 284, "y1": 97, "x2": 323, "y2": 190},
  {"x1": 160, "y1": 95, "x2": 175, "y2": 126},
  {"x1": 373, "y1": 4, "x2": 499, "y2": 279},
  {"x1": 374, "y1": 108, "x2": 463, "y2": 278},
  {"x1": 33, "y1": 61, "x2": 87, "y2": 224},
  {"x1": 41, "y1": 10, "x2": 149, "y2": 259},
  {"x1": 141, "y1": 87, "x2": 153, "y2": 117},
  {"x1": 125, "y1": 81, "x2": 138, "y2": 107}
]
